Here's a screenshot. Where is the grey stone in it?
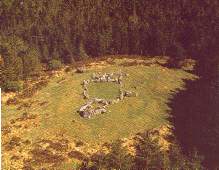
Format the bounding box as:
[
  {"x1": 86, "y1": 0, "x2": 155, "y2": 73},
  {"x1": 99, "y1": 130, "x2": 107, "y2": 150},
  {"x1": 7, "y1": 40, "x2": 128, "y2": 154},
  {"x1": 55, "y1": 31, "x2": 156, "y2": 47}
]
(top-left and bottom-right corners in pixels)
[
  {"x1": 102, "y1": 105, "x2": 107, "y2": 109},
  {"x1": 124, "y1": 91, "x2": 137, "y2": 97},
  {"x1": 87, "y1": 100, "x2": 94, "y2": 105},
  {"x1": 93, "y1": 98, "x2": 109, "y2": 105},
  {"x1": 81, "y1": 110, "x2": 91, "y2": 118},
  {"x1": 94, "y1": 98, "x2": 103, "y2": 103},
  {"x1": 100, "y1": 76, "x2": 107, "y2": 82},
  {"x1": 83, "y1": 86, "x2": 88, "y2": 91},
  {"x1": 83, "y1": 90, "x2": 89, "y2": 99},
  {"x1": 82, "y1": 80, "x2": 89, "y2": 86},
  {"x1": 118, "y1": 76, "x2": 123, "y2": 84},
  {"x1": 119, "y1": 91, "x2": 124, "y2": 100},
  {"x1": 79, "y1": 103, "x2": 91, "y2": 112},
  {"x1": 95, "y1": 108, "x2": 107, "y2": 114}
]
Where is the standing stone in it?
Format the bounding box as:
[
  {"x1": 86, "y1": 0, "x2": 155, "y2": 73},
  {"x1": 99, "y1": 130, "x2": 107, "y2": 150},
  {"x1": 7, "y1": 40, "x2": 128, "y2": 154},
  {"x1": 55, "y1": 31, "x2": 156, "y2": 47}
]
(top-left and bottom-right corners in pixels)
[
  {"x1": 82, "y1": 80, "x2": 88, "y2": 86},
  {"x1": 100, "y1": 99, "x2": 109, "y2": 105},
  {"x1": 79, "y1": 103, "x2": 91, "y2": 112},
  {"x1": 95, "y1": 108, "x2": 107, "y2": 114},
  {"x1": 83, "y1": 85, "x2": 88, "y2": 91},
  {"x1": 124, "y1": 91, "x2": 137, "y2": 97},
  {"x1": 119, "y1": 90, "x2": 124, "y2": 100},
  {"x1": 118, "y1": 75, "x2": 123, "y2": 84},
  {"x1": 94, "y1": 98, "x2": 103, "y2": 103},
  {"x1": 83, "y1": 90, "x2": 89, "y2": 99}
]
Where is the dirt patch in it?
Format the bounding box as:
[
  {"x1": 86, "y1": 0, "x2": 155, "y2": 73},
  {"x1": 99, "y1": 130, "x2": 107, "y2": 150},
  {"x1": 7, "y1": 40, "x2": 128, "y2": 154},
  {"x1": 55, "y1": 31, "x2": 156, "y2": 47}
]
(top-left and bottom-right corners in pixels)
[
  {"x1": 15, "y1": 112, "x2": 37, "y2": 122},
  {"x1": 11, "y1": 155, "x2": 20, "y2": 160},
  {"x1": 4, "y1": 136, "x2": 22, "y2": 151},
  {"x1": 2, "y1": 125, "x2": 11, "y2": 135},
  {"x1": 23, "y1": 164, "x2": 35, "y2": 170},
  {"x1": 155, "y1": 125, "x2": 172, "y2": 151},
  {"x1": 17, "y1": 102, "x2": 33, "y2": 110},
  {"x1": 6, "y1": 97, "x2": 20, "y2": 105},
  {"x1": 23, "y1": 139, "x2": 31, "y2": 145},
  {"x1": 2, "y1": 92, "x2": 17, "y2": 103},
  {"x1": 75, "y1": 140, "x2": 85, "y2": 147},
  {"x1": 38, "y1": 101, "x2": 49, "y2": 107},
  {"x1": 119, "y1": 60, "x2": 139, "y2": 67},
  {"x1": 144, "y1": 125, "x2": 172, "y2": 151},
  {"x1": 2, "y1": 134, "x2": 74, "y2": 169},
  {"x1": 29, "y1": 148, "x2": 66, "y2": 164},
  {"x1": 21, "y1": 138, "x2": 72, "y2": 169},
  {"x1": 119, "y1": 60, "x2": 145, "y2": 67},
  {"x1": 2, "y1": 113, "x2": 39, "y2": 141},
  {"x1": 37, "y1": 139, "x2": 69, "y2": 152},
  {"x1": 4, "y1": 78, "x2": 49, "y2": 107},
  {"x1": 20, "y1": 80, "x2": 49, "y2": 99},
  {"x1": 68, "y1": 150, "x2": 88, "y2": 160},
  {"x1": 119, "y1": 57, "x2": 169, "y2": 67}
]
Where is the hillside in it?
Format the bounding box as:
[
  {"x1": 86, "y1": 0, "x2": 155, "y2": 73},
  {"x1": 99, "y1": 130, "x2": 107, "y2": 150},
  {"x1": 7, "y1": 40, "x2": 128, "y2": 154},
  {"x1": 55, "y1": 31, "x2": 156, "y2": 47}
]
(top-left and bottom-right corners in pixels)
[{"x1": 2, "y1": 56, "x2": 197, "y2": 169}]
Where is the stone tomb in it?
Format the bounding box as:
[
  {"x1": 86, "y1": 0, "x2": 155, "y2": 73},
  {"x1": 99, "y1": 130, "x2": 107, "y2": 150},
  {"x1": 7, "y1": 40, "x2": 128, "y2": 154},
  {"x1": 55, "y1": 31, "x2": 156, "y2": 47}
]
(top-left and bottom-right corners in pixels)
[{"x1": 78, "y1": 71, "x2": 137, "y2": 118}]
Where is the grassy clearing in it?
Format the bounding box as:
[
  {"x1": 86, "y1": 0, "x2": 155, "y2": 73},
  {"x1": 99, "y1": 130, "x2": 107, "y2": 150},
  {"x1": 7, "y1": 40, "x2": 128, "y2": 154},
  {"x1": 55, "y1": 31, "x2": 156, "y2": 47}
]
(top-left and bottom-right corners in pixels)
[
  {"x1": 2, "y1": 58, "x2": 197, "y2": 144},
  {"x1": 2, "y1": 57, "x2": 197, "y2": 169}
]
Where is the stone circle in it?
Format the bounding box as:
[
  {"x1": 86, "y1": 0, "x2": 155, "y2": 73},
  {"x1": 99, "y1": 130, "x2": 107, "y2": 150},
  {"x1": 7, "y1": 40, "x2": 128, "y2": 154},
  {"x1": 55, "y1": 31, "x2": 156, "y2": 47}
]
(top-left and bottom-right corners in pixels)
[{"x1": 78, "y1": 71, "x2": 137, "y2": 118}]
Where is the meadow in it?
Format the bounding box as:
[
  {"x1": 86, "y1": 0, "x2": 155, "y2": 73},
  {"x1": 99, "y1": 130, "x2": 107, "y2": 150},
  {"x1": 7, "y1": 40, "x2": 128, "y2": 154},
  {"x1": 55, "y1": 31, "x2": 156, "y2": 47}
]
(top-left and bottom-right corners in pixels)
[{"x1": 2, "y1": 57, "x2": 197, "y2": 169}]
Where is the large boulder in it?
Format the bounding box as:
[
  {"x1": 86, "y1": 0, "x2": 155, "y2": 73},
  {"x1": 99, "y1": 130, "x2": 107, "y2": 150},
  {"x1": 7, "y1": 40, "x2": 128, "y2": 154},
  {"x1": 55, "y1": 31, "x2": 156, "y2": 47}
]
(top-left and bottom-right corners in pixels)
[
  {"x1": 93, "y1": 98, "x2": 109, "y2": 105},
  {"x1": 93, "y1": 98, "x2": 103, "y2": 103},
  {"x1": 79, "y1": 103, "x2": 92, "y2": 112},
  {"x1": 94, "y1": 108, "x2": 107, "y2": 115},
  {"x1": 80, "y1": 110, "x2": 92, "y2": 118},
  {"x1": 124, "y1": 91, "x2": 137, "y2": 97}
]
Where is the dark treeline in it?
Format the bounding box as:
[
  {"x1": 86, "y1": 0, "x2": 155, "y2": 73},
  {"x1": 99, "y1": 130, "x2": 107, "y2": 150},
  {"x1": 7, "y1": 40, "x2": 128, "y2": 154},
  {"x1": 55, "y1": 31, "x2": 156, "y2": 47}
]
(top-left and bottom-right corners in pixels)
[
  {"x1": 1, "y1": 0, "x2": 219, "y2": 78},
  {"x1": 169, "y1": 60, "x2": 219, "y2": 169}
]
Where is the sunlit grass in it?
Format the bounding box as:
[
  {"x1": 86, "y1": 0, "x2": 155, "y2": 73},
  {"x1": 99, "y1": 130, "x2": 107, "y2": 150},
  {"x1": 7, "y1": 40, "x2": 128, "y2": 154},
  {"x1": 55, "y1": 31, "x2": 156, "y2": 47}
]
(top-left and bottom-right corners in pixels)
[
  {"x1": 88, "y1": 82, "x2": 120, "y2": 100},
  {"x1": 2, "y1": 58, "x2": 197, "y2": 145}
]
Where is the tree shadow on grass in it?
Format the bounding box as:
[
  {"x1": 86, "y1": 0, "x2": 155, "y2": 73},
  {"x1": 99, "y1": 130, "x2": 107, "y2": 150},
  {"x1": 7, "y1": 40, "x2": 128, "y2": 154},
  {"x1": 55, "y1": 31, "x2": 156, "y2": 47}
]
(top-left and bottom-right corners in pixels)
[{"x1": 168, "y1": 66, "x2": 219, "y2": 169}]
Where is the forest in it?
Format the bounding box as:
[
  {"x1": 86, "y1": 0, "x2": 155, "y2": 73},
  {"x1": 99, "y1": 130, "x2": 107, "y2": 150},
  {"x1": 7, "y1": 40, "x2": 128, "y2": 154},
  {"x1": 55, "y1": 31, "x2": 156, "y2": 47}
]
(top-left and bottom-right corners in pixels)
[
  {"x1": 1, "y1": 0, "x2": 219, "y2": 87},
  {"x1": 1, "y1": 0, "x2": 219, "y2": 169}
]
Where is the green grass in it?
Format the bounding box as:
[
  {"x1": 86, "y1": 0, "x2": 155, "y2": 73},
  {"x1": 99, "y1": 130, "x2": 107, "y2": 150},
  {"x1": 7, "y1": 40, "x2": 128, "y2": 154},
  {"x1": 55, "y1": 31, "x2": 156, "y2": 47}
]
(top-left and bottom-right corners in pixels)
[
  {"x1": 88, "y1": 82, "x2": 120, "y2": 100},
  {"x1": 2, "y1": 58, "x2": 197, "y2": 146}
]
